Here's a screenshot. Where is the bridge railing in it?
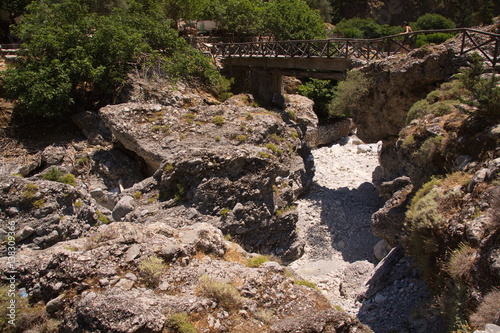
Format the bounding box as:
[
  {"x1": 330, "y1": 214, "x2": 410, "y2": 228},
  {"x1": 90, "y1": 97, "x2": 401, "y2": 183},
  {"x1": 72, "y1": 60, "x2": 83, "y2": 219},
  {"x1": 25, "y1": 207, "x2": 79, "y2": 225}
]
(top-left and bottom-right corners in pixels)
[{"x1": 212, "y1": 28, "x2": 500, "y2": 67}]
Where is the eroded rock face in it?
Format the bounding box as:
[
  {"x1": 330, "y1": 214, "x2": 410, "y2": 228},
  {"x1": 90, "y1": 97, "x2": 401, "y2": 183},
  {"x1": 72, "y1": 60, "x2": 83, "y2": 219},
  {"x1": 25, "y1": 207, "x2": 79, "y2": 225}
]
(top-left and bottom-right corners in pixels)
[
  {"x1": 353, "y1": 45, "x2": 460, "y2": 144},
  {"x1": 99, "y1": 97, "x2": 314, "y2": 260},
  {"x1": 0, "y1": 221, "x2": 370, "y2": 333},
  {"x1": 284, "y1": 94, "x2": 355, "y2": 147},
  {"x1": 0, "y1": 175, "x2": 96, "y2": 250}
]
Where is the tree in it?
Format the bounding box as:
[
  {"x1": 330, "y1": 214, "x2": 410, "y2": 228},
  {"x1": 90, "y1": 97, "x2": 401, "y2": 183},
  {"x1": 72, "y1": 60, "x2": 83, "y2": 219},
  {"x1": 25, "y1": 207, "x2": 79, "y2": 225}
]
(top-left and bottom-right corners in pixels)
[
  {"x1": 3, "y1": 0, "x2": 224, "y2": 117},
  {"x1": 473, "y1": 0, "x2": 494, "y2": 25},
  {"x1": 263, "y1": 0, "x2": 326, "y2": 40},
  {"x1": 201, "y1": 0, "x2": 265, "y2": 36},
  {"x1": 305, "y1": 0, "x2": 333, "y2": 22},
  {"x1": 334, "y1": 18, "x2": 400, "y2": 39},
  {"x1": 0, "y1": 0, "x2": 32, "y2": 16},
  {"x1": 414, "y1": 13, "x2": 456, "y2": 30}
]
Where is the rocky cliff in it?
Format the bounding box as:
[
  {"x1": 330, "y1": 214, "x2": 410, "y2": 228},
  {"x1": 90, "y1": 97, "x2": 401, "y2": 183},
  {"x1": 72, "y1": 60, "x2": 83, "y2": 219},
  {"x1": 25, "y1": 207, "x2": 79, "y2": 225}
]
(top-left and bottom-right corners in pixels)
[
  {"x1": 0, "y1": 71, "x2": 368, "y2": 331},
  {"x1": 349, "y1": 28, "x2": 500, "y2": 331}
]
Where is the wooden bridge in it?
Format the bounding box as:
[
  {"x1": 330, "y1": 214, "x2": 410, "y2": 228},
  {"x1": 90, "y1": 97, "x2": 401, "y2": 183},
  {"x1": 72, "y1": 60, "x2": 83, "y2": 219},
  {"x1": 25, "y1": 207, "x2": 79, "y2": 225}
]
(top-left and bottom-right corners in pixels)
[{"x1": 208, "y1": 28, "x2": 499, "y2": 103}]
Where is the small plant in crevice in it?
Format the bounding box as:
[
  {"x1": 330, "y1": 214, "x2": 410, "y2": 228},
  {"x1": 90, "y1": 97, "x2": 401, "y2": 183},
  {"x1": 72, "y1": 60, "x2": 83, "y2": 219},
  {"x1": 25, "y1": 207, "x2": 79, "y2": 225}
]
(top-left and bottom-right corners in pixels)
[
  {"x1": 22, "y1": 183, "x2": 39, "y2": 200},
  {"x1": 294, "y1": 279, "x2": 318, "y2": 290},
  {"x1": 167, "y1": 312, "x2": 197, "y2": 333},
  {"x1": 197, "y1": 274, "x2": 242, "y2": 310},
  {"x1": 41, "y1": 167, "x2": 76, "y2": 186},
  {"x1": 96, "y1": 210, "x2": 110, "y2": 224},
  {"x1": 246, "y1": 255, "x2": 270, "y2": 267},
  {"x1": 139, "y1": 256, "x2": 166, "y2": 288},
  {"x1": 174, "y1": 183, "x2": 187, "y2": 201},
  {"x1": 212, "y1": 115, "x2": 225, "y2": 126},
  {"x1": 219, "y1": 207, "x2": 230, "y2": 217}
]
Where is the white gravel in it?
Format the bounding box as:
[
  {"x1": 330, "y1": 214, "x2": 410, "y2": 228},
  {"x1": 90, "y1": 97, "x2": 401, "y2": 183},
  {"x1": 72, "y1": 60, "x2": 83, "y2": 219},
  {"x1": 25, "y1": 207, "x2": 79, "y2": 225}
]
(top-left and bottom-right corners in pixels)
[
  {"x1": 290, "y1": 135, "x2": 444, "y2": 333},
  {"x1": 290, "y1": 135, "x2": 384, "y2": 314}
]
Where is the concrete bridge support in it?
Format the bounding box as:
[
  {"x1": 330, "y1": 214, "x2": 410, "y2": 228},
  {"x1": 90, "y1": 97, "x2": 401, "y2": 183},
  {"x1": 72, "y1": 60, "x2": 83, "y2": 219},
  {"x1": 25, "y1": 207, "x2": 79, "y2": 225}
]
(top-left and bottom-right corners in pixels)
[
  {"x1": 226, "y1": 65, "x2": 283, "y2": 104},
  {"x1": 223, "y1": 57, "x2": 352, "y2": 104}
]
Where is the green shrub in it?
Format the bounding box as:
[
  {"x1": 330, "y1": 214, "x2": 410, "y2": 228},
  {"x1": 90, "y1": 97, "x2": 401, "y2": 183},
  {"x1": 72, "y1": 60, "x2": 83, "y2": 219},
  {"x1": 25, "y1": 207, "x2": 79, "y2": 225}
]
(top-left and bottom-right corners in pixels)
[
  {"x1": 246, "y1": 255, "x2": 270, "y2": 267},
  {"x1": 0, "y1": 285, "x2": 60, "y2": 333},
  {"x1": 219, "y1": 207, "x2": 230, "y2": 217},
  {"x1": 22, "y1": 183, "x2": 38, "y2": 200},
  {"x1": 297, "y1": 79, "x2": 336, "y2": 117},
  {"x1": 294, "y1": 279, "x2": 318, "y2": 290},
  {"x1": 414, "y1": 136, "x2": 443, "y2": 165},
  {"x1": 414, "y1": 13, "x2": 456, "y2": 30},
  {"x1": 212, "y1": 116, "x2": 225, "y2": 126},
  {"x1": 264, "y1": 143, "x2": 282, "y2": 155},
  {"x1": 236, "y1": 135, "x2": 247, "y2": 142},
  {"x1": 32, "y1": 198, "x2": 46, "y2": 209},
  {"x1": 96, "y1": 210, "x2": 110, "y2": 224},
  {"x1": 328, "y1": 70, "x2": 372, "y2": 119},
  {"x1": 458, "y1": 53, "x2": 500, "y2": 122},
  {"x1": 139, "y1": 256, "x2": 166, "y2": 288},
  {"x1": 174, "y1": 183, "x2": 187, "y2": 201},
  {"x1": 334, "y1": 18, "x2": 400, "y2": 39},
  {"x1": 164, "y1": 163, "x2": 175, "y2": 172},
  {"x1": 41, "y1": 167, "x2": 76, "y2": 186},
  {"x1": 3, "y1": 0, "x2": 226, "y2": 118},
  {"x1": 76, "y1": 156, "x2": 88, "y2": 166},
  {"x1": 197, "y1": 275, "x2": 242, "y2": 310},
  {"x1": 167, "y1": 312, "x2": 197, "y2": 333},
  {"x1": 133, "y1": 191, "x2": 142, "y2": 200}
]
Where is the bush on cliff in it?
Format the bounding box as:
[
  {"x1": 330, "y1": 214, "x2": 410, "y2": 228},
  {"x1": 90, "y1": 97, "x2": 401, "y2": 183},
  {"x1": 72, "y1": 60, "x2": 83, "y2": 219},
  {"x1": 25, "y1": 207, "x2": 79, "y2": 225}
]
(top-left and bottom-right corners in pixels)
[
  {"x1": 2, "y1": 0, "x2": 225, "y2": 118},
  {"x1": 327, "y1": 70, "x2": 372, "y2": 119}
]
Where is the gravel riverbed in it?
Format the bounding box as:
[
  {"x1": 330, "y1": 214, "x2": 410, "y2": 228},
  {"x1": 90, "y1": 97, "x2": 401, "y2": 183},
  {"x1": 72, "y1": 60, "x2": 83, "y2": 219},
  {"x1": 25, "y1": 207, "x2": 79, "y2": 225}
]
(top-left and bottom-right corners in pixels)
[{"x1": 291, "y1": 135, "x2": 443, "y2": 333}]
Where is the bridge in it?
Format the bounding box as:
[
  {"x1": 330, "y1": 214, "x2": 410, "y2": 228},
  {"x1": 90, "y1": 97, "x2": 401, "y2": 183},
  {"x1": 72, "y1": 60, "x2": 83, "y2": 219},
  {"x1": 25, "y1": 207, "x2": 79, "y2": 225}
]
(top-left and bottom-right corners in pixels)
[{"x1": 206, "y1": 28, "x2": 499, "y2": 103}]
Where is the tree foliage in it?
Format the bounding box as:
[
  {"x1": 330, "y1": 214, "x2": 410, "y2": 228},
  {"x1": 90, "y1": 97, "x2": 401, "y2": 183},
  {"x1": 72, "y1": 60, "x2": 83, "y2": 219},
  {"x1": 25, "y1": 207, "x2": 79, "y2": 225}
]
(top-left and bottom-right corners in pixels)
[
  {"x1": 413, "y1": 13, "x2": 456, "y2": 31},
  {"x1": 334, "y1": 18, "x2": 401, "y2": 39},
  {"x1": 297, "y1": 79, "x2": 336, "y2": 118},
  {"x1": 199, "y1": 0, "x2": 326, "y2": 40},
  {"x1": 201, "y1": 0, "x2": 265, "y2": 36},
  {"x1": 305, "y1": 0, "x2": 333, "y2": 22},
  {"x1": 262, "y1": 0, "x2": 326, "y2": 40},
  {"x1": 3, "y1": 0, "x2": 224, "y2": 118}
]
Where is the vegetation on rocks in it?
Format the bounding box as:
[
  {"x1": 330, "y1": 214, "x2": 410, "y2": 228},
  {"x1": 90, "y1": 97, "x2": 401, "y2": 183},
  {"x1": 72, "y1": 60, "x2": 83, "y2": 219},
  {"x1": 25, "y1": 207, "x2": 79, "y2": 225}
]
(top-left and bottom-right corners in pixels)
[
  {"x1": 2, "y1": 0, "x2": 227, "y2": 118},
  {"x1": 385, "y1": 53, "x2": 500, "y2": 331}
]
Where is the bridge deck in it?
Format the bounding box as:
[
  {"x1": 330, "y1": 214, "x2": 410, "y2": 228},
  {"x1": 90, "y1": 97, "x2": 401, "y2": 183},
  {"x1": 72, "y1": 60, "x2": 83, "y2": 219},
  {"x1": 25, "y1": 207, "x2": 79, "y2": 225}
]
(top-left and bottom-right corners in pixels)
[{"x1": 212, "y1": 28, "x2": 500, "y2": 68}]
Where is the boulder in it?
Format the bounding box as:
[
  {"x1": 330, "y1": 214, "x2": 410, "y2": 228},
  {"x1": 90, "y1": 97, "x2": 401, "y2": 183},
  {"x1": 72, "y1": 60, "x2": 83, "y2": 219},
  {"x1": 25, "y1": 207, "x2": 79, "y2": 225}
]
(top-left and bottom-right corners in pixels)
[
  {"x1": 99, "y1": 97, "x2": 314, "y2": 259},
  {"x1": 0, "y1": 175, "x2": 97, "y2": 250}
]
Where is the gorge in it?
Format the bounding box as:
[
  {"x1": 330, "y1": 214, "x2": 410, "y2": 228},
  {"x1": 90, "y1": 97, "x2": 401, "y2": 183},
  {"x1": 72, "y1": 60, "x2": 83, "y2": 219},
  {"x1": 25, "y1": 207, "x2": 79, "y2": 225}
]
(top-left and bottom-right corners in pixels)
[{"x1": 0, "y1": 23, "x2": 499, "y2": 333}]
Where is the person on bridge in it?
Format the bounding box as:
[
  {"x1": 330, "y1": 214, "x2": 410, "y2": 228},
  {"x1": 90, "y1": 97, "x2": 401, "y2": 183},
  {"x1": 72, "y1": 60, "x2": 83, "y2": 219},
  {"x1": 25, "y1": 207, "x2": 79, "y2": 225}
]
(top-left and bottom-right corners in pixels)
[
  {"x1": 402, "y1": 21, "x2": 412, "y2": 34},
  {"x1": 401, "y1": 21, "x2": 414, "y2": 51}
]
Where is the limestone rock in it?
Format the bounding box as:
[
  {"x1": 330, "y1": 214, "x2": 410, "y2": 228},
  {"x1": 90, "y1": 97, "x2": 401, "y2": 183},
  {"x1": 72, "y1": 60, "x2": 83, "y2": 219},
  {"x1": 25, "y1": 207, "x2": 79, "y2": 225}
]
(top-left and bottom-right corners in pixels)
[
  {"x1": 112, "y1": 196, "x2": 135, "y2": 221},
  {"x1": 0, "y1": 221, "x2": 364, "y2": 333},
  {"x1": 371, "y1": 177, "x2": 413, "y2": 246},
  {"x1": 353, "y1": 45, "x2": 459, "y2": 143},
  {"x1": 0, "y1": 175, "x2": 96, "y2": 250},
  {"x1": 100, "y1": 98, "x2": 314, "y2": 259},
  {"x1": 305, "y1": 119, "x2": 355, "y2": 148}
]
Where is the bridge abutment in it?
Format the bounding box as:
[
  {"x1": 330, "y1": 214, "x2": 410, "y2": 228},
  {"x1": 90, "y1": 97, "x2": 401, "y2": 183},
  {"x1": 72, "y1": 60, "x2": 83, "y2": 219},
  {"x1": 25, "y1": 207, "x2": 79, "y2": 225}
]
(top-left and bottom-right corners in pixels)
[{"x1": 223, "y1": 57, "x2": 352, "y2": 105}]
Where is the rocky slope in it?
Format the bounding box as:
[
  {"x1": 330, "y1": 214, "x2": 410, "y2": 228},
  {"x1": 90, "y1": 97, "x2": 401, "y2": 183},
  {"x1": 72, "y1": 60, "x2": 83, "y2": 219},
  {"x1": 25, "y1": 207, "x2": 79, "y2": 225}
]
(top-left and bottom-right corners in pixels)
[
  {"x1": 0, "y1": 73, "x2": 372, "y2": 331},
  {"x1": 347, "y1": 28, "x2": 500, "y2": 331}
]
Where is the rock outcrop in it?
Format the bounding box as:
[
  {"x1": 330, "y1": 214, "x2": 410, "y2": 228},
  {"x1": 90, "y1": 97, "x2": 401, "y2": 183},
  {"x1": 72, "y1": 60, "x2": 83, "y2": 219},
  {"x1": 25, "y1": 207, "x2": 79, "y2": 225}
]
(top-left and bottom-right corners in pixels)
[
  {"x1": 98, "y1": 96, "x2": 315, "y2": 260},
  {"x1": 0, "y1": 175, "x2": 96, "y2": 250},
  {"x1": 0, "y1": 221, "x2": 370, "y2": 332},
  {"x1": 353, "y1": 44, "x2": 461, "y2": 144},
  {"x1": 284, "y1": 94, "x2": 355, "y2": 147}
]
